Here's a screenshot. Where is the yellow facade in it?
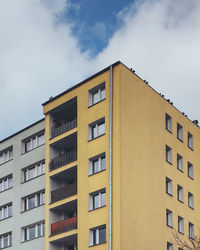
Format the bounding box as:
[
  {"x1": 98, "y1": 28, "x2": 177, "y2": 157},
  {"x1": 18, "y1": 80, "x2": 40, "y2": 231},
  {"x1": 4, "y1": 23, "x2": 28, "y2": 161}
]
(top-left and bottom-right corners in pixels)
[{"x1": 43, "y1": 62, "x2": 200, "y2": 250}]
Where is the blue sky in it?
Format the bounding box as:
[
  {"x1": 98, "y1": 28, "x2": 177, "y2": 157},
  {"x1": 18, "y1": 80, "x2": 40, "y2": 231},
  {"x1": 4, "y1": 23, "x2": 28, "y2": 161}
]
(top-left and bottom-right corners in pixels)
[
  {"x1": 1, "y1": 0, "x2": 200, "y2": 140},
  {"x1": 62, "y1": 0, "x2": 135, "y2": 55}
]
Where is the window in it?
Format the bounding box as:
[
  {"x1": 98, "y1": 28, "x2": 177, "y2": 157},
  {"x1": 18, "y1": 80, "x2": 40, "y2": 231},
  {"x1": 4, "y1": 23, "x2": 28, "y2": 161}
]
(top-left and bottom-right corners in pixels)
[
  {"x1": 188, "y1": 162, "x2": 193, "y2": 179},
  {"x1": 88, "y1": 82, "x2": 105, "y2": 106},
  {"x1": 187, "y1": 132, "x2": 193, "y2": 150},
  {"x1": 89, "y1": 189, "x2": 106, "y2": 210},
  {"x1": 166, "y1": 145, "x2": 172, "y2": 164},
  {"x1": 178, "y1": 216, "x2": 184, "y2": 234},
  {"x1": 177, "y1": 123, "x2": 183, "y2": 141},
  {"x1": 89, "y1": 153, "x2": 105, "y2": 175},
  {"x1": 167, "y1": 242, "x2": 173, "y2": 250},
  {"x1": 0, "y1": 147, "x2": 13, "y2": 165},
  {"x1": 0, "y1": 232, "x2": 12, "y2": 249},
  {"x1": 189, "y1": 222, "x2": 194, "y2": 239},
  {"x1": 89, "y1": 118, "x2": 105, "y2": 140},
  {"x1": 188, "y1": 192, "x2": 194, "y2": 209},
  {"x1": 177, "y1": 185, "x2": 183, "y2": 202},
  {"x1": 0, "y1": 203, "x2": 12, "y2": 221},
  {"x1": 23, "y1": 161, "x2": 45, "y2": 182},
  {"x1": 165, "y1": 113, "x2": 172, "y2": 132},
  {"x1": 24, "y1": 221, "x2": 45, "y2": 241},
  {"x1": 23, "y1": 131, "x2": 45, "y2": 153},
  {"x1": 177, "y1": 154, "x2": 183, "y2": 172},
  {"x1": 23, "y1": 191, "x2": 45, "y2": 211},
  {"x1": 89, "y1": 225, "x2": 106, "y2": 246},
  {"x1": 166, "y1": 209, "x2": 173, "y2": 227},
  {"x1": 0, "y1": 175, "x2": 13, "y2": 193},
  {"x1": 166, "y1": 177, "x2": 172, "y2": 195}
]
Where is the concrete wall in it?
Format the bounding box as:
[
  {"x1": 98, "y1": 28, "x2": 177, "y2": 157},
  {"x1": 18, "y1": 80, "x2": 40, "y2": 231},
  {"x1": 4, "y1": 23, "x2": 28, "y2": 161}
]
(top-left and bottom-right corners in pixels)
[{"x1": 0, "y1": 120, "x2": 45, "y2": 250}]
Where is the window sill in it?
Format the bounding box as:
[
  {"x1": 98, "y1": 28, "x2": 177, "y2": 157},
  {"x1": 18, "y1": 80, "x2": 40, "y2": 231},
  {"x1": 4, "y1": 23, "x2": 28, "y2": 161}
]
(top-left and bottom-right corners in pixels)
[
  {"x1": 166, "y1": 192, "x2": 173, "y2": 197},
  {"x1": 0, "y1": 215, "x2": 12, "y2": 222},
  {"x1": 188, "y1": 206, "x2": 194, "y2": 210},
  {"x1": 0, "y1": 187, "x2": 13, "y2": 194},
  {"x1": 0, "y1": 159, "x2": 13, "y2": 166},
  {"x1": 0, "y1": 245, "x2": 12, "y2": 249},
  {"x1": 89, "y1": 205, "x2": 106, "y2": 212},
  {"x1": 178, "y1": 199, "x2": 184, "y2": 204},
  {"x1": 177, "y1": 168, "x2": 183, "y2": 173},
  {"x1": 21, "y1": 204, "x2": 45, "y2": 213},
  {"x1": 177, "y1": 137, "x2": 183, "y2": 143},
  {"x1": 188, "y1": 176, "x2": 194, "y2": 180},
  {"x1": 21, "y1": 235, "x2": 44, "y2": 243},
  {"x1": 188, "y1": 146, "x2": 193, "y2": 151},
  {"x1": 88, "y1": 98, "x2": 106, "y2": 109},
  {"x1": 166, "y1": 128, "x2": 172, "y2": 134},
  {"x1": 21, "y1": 143, "x2": 45, "y2": 155},
  {"x1": 89, "y1": 241, "x2": 107, "y2": 247},
  {"x1": 166, "y1": 160, "x2": 172, "y2": 165},
  {"x1": 166, "y1": 225, "x2": 173, "y2": 228},
  {"x1": 21, "y1": 173, "x2": 45, "y2": 184},
  {"x1": 88, "y1": 133, "x2": 105, "y2": 142},
  {"x1": 178, "y1": 231, "x2": 184, "y2": 235},
  {"x1": 88, "y1": 169, "x2": 106, "y2": 177}
]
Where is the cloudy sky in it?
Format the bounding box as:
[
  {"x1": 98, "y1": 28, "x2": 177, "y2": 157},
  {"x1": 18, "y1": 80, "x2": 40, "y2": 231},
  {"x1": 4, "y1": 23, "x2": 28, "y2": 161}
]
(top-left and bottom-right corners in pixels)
[{"x1": 1, "y1": 0, "x2": 200, "y2": 140}]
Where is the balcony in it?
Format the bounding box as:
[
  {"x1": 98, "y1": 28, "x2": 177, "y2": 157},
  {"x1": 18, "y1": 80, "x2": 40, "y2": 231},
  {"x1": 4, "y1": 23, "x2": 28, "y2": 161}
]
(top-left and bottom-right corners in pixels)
[
  {"x1": 51, "y1": 216, "x2": 77, "y2": 236},
  {"x1": 50, "y1": 97, "x2": 77, "y2": 139},
  {"x1": 50, "y1": 166, "x2": 77, "y2": 203},
  {"x1": 50, "y1": 132, "x2": 77, "y2": 171},
  {"x1": 51, "y1": 182, "x2": 77, "y2": 203},
  {"x1": 50, "y1": 150, "x2": 77, "y2": 171},
  {"x1": 51, "y1": 119, "x2": 77, "y2": 138},
  {"x1": 50, "y1": 233, "x2": 77, "y2": 250}
]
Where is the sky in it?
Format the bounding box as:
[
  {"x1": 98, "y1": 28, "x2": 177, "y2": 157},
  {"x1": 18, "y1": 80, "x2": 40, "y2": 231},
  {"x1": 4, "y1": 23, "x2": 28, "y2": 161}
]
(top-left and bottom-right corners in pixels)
[{"x1": 1, "y1": 0, "x2": 200, "y2": 140}]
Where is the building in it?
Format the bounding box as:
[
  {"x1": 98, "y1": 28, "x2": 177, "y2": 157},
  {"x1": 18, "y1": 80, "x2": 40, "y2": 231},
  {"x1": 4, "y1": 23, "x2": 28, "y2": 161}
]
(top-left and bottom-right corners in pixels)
[
  {"x1": 0, "y1": 119, "x2": 45, "y2": 249},
  {"x1": 43, "y1": 61, "x2": 200, "y2": 250}
]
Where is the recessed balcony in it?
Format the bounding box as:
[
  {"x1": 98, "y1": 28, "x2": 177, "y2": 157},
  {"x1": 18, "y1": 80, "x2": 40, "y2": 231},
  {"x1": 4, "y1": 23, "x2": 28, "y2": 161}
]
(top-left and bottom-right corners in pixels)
[
  {"x1": 50, "y1": 233, "x2": 77, "y2": 250},
  {"x1": 50, "y1": 133, "x2": 77, "y2": 171},
  {"x1": 50, "y1": 97, "x2": 77, "y2": 139},
  {"x1": 51, "y1": 216, "x2": 77, "y2": 236},
  {"x1": 51, "y1": 167, "x2": 77, "y2": 203},
  {"x1": 50, "y1": 200, "x2": 77, "y2": 236}
]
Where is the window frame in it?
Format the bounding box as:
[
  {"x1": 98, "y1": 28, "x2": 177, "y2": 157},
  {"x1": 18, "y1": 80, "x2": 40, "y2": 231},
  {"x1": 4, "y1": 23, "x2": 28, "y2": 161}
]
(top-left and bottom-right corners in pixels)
[
  {"x1": 177, "y1": 185, "x2": 184, "y2": 203},
  {"x1": 177, "y1": 123, "x2": 183, "y2": 141},
  {"x1": 0, "y1": 147, "x2": 13, "y2": 165},
  {"x1": 0, "y1": 175, "x2": 13, "y2": 193},
  {"x1": 0, "y1": 232, "x2": 12, "y2": 249},
  {"x1": 189, "y1": 222, "x2": 194, "y2": 239},
  {"x1": 165, "y1": 113, "x2": 172, "y2": 132},
  {"x1": 188, "y1": 192, "x2": 194, "y2": 209},
  {"x1": 23, "y1": 221, "x2": 45, "y2": 241},
  {"x1": 166, "y1": 145, "x2": 172, "y2": 164},
  {"x1": 0, "y1": 203, "x2": 12, "y2": 221},
  {"x1": 187, "y1": 132, "x2": 193, "y2": 150},
  {"x1": 89, "y1": 188, "x2": 106, "y2": 211},
  {"x1": 88, "y1": 82, "x2": 106, "y2": 107},
  {"x1": 22, "y1": 130, "x2": 45, "y2": 154},
  {"x1": 166, "y1": 209, "x2": 173, "y2": 228},
  {"x1": 177, "y1": 154, "x2": 183, "y2": 172},
  {"x1": 89, "y1": 225, "x2": 106, "y2": 246},
  {"x1": 178, "y1": 216, "x2": 184, "y2": 234},
  {"x1": 22, "y1": 190, "x2": 45, "y2": 212},
  {"x1": 89, "y1": 153, "x2": 106, "y2": 176},
  {"x1": 22, "y1": 160, "x2": 45, "y2": 183},
  {"x1": 166, "y1": 177, "x2": 173, "y2": 196},
  {"x1": 187, "y1": 162, "x2": 193, "y2": 179},
  {"x1": 167, "y1": 242, "x2": 173, "y2": 250}
]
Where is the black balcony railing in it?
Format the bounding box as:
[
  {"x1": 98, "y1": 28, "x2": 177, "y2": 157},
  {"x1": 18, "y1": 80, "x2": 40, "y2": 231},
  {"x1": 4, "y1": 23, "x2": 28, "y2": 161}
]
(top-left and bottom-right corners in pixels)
[
  {"x1": 51, "y1": 182, "x2": 77, "y2": 203},
  {"x1": 50, "y1": 150, "x2": 77, "y2": 171},
  {"x1": 51, "y1": 216, "x2": 77, "y2": 236},
  {"x1": 51, "y1": 119, "x2": 77, "y2": 138}
]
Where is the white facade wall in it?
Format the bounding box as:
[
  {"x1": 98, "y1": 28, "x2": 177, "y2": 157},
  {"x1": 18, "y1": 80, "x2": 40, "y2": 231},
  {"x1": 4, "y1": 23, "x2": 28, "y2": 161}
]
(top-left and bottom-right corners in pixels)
[{"x1": 0, "y1": 119, "x2": 45, "y2": 250}]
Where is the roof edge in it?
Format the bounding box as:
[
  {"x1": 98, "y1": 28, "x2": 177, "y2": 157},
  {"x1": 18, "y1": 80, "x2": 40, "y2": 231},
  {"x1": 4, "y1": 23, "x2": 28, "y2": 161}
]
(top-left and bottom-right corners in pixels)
[
  {"x1": 0, "y1": 118, "x2": 45, "y2": 143},
  {"x1": 42, "y1": 61, "x2": 121, "y2": 106}
]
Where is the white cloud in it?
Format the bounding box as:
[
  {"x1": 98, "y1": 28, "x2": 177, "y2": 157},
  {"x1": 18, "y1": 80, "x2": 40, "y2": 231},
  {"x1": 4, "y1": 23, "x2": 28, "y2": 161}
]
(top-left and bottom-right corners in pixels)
[
  {"x1": 95, "y1": 0, "x2": 200, "y2": 122},
  {"x1": 1, "y1": 0, "x2": 200, "y2": 140}
]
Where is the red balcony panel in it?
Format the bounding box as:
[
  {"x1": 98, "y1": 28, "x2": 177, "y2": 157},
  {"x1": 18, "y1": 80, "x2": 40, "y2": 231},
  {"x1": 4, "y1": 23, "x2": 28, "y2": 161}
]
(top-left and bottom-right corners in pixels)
[{"x1": 51, "y1": 216, "x2": 77, "y2": 236}]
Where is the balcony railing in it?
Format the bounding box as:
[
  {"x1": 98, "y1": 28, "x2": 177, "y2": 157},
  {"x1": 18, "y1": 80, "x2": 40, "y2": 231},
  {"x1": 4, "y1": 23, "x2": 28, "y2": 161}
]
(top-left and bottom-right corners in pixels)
[
  {"x1": 51, "y1": 182, "x2": 77, "y2": 203},
  {"x1": 51, "y1": 119, "x2": 77, "y2": 138},
  {"x1": 51, "y1": 216, "x2": 77, "y2": 236},
  {"x1": 50, "y1": 150, "x2": 77, "y2": 171}
]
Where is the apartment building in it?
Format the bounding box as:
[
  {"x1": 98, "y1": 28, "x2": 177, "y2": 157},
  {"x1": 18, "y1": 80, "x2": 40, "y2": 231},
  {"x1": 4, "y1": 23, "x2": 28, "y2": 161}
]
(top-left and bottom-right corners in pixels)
[
  {"x1": 0, "y1": 119, "x2": 45, "y2": 250},
  {"x1": 42, "y1": 61, "x2": 200, "y2": 250}
]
